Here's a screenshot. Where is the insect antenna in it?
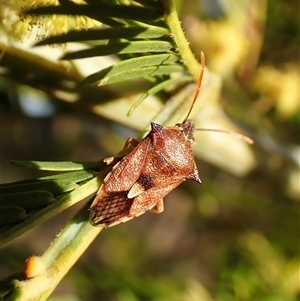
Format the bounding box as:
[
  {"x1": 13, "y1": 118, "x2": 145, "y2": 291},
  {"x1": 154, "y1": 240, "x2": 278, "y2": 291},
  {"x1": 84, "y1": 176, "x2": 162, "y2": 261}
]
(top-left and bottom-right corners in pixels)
[
  {"x1": 195, "y1": 128, "x2": 254, "y2": 144},
  {"x1": 183, "y1": 51, "x2": 206, "y2": 122},
  {"x1": 186, "y1": 52, "x2": 253, "y2": 145}
]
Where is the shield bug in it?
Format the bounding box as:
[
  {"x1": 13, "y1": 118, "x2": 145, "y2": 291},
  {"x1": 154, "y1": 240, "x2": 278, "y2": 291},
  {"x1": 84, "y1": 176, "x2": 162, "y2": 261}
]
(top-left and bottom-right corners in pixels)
[{"x1": 89, "y1": 52, "x2": 253, "y2": 227}]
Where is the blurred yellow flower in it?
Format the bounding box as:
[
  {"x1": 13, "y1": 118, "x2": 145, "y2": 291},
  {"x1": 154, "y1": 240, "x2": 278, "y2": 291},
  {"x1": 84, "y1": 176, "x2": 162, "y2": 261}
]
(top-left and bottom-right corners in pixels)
[
  {"x1": 2, "y1": 0, "x2": 100, "y2": 42},
  {"x1": 252, "y1": 64, "x2": 299, "y2": 119}
]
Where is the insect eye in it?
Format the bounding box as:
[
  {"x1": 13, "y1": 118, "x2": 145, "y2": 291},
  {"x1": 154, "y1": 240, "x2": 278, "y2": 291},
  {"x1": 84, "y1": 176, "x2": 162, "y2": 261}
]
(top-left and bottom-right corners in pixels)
[{"x1": 175, "y1": 123, "x2": 184, "y2": 132}]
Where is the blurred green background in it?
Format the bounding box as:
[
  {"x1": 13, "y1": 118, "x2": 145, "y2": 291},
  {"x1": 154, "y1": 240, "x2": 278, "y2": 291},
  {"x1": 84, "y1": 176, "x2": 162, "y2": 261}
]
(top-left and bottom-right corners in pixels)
[{"x1": 0, "y1": 0, "x2": 299, "y2": 300}]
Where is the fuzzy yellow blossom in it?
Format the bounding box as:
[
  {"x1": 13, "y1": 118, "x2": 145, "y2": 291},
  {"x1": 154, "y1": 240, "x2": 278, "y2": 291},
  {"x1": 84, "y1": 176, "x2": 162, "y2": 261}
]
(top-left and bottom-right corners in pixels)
[
  {"x1": 2, "y1": 0, "x2": 100, "y2": 42},
  {"x1": 253, "y1": 65, "x2": 299, "y2": 119},
  {"x1": 186, "y1": 18, "x2": 247, "y2": 77}
]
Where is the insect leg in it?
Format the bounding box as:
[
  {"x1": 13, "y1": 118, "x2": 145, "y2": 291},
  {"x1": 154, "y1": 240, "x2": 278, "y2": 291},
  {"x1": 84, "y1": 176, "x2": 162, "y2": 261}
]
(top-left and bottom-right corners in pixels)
[
  {"x1": 149, "y1": 199, "x2": 164, "y2": 214},
  {"x1": 122, "y1": 137, "x2": 140, "y2": 150}
]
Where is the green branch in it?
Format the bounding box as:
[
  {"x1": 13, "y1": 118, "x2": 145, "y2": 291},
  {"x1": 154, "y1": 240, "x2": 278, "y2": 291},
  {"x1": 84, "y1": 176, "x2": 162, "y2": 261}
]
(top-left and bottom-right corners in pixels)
[
  {"x1": 161, "y1": 0, "x2": 201, "y2": 80},
  {"x1": 5, "y1": 202, "x2": 103, "y2": 301}
]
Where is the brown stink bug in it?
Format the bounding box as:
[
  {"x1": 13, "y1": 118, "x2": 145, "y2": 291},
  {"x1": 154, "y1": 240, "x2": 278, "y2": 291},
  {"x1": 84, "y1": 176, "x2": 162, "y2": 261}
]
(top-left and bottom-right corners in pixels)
[{"x1": 89, "y1": 52, "x2": 252, "y2": 227}]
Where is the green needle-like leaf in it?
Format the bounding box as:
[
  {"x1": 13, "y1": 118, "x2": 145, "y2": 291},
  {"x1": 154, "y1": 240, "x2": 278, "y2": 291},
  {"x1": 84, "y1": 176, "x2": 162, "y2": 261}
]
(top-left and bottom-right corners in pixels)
[
  {"x1": 0, "y1": 207, "x2": 28, "y2": 226},
  {"x1": 81, "y1": 53, "x2": 182, "y2": 86},
  {"x1": 62, "y1": 41, "x2": 174, "y2": 60},
  {"x1": 83, "y1": 64, "x2": 185, "y2": 86},
  {"x1": 0, "y1": 191, "x2": 55, "y2": 210},
  {"x1": 0, "y1": 170, "x2": 96, "y2": 195},
  {"x1": 35, "y1": 27, "x2": 169, "y2": 46},
  {"x1": 9, "y1": 160, "x2": 104, "y2": 171}
]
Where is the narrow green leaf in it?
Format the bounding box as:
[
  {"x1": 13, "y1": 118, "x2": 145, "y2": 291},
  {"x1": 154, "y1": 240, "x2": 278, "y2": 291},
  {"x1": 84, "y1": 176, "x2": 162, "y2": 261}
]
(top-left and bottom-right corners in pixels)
[
  {"x1": 39, "y1": 170, "x2": 97, "y2": 181},
  {"x1": 35, "y1": 27, "x2": 169, "y2": 46},
  {"x1": 93, "y1": 16, "x2": 125, "y2": 27},
  {"x1": 0, "y1": 179, "x2": 78, "y2": 195},
  {"x1": 35, "y1": 26, "x2": 168, "y2": 46},
  {"x1": 127, "y1": 75, "x2": 193, "y2": 115},
  {"x1": 28, "y1": 2, "x2": 163, "y2": 23},
  {"x1": 38, "y1": 169, "x2": 96, "y2": 183},
  {"x1": 62, "y1": 41, "x2": 174, "y2": 60},
  {"x1": 81, "y1": 54, "x2": 182, "y2": 86},
  {"x1": 102, "y1": 53, "x2": 179, "y2": 74},
  {"x1": 1, "y1": 170, "x2": 96, "y2": 188},
  {"x1": 82, "y1": 64, "x2": 185, "y2": 86},
  {"x1": 0, "y1": 171, "x2": 96, "y2": 195},
  {"x1": 0, "y1": 206, "x2": 28, "y2": 226},
  {"x1": 0, "y1": 191, "x2": 55, "y2": 210},
  {"x1": 9, "y1": 160, "x2": 103, "y2": 171}
]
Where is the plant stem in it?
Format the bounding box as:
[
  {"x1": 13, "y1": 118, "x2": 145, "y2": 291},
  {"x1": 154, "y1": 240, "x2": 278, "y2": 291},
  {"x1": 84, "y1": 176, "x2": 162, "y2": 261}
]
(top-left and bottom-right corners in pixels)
[
  {"x1": 6, "y1": 202, "x2": 103, "y2": 301},
  {"x1": 161, "y1": 0, "x2": 201, "y2": 80}
]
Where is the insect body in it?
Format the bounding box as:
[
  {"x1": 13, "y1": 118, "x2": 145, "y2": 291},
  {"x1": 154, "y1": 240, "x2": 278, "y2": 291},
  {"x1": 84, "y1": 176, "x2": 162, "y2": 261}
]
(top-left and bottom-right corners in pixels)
[{"x1": 89, "y1": 119, "x2": 201, "y2": 227}]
